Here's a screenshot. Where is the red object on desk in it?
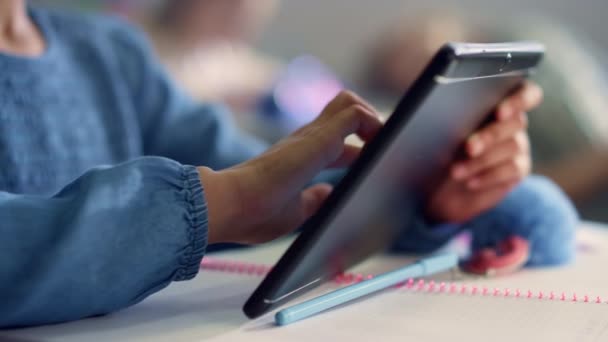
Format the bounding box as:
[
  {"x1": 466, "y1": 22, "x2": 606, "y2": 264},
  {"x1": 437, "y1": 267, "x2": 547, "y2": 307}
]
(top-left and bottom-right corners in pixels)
[{"x1": 462, "y1": 235, "x2": 530, "y2": 276}]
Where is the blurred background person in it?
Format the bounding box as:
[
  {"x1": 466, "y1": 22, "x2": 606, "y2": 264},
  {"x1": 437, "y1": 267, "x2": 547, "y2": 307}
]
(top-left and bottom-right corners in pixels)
[
  {"x1": 134, "y1": 0, "x2": 345, "y2": 142},
  {"x1": 362, "y1": 10, "x2": 608, "y2": 222},
  {"x1": 138, "y1": 0, "x2": 281, "y2": 113}
]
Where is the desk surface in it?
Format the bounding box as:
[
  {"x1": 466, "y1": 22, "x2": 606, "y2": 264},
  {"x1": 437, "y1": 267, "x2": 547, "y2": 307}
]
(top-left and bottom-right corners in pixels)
[{"x1": 3, "y1": 222, "x2": 608, "y2": 342}]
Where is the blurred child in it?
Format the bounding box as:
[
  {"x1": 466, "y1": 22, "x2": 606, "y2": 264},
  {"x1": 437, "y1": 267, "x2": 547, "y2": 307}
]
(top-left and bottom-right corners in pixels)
[{"x1": 140, "y1": 0, "x2": 281, "y2": 113}]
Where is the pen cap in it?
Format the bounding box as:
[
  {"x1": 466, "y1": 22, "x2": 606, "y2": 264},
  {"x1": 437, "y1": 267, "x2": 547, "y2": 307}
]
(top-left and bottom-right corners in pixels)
[{"x1": 419, "y1": 254, "x2": 458, "y2": 274}]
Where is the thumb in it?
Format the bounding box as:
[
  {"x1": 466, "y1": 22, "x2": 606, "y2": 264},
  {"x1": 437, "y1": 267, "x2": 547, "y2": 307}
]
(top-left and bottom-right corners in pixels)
[
  {"x1": 300, "y1": 183, "x2": 333, "y2": 219},
  {"x1": 281, "y1": 183, "x2": 334, "y2": 232},
  {"x1": 244, "y1": 183, "x2": 333, "y2": 244}
]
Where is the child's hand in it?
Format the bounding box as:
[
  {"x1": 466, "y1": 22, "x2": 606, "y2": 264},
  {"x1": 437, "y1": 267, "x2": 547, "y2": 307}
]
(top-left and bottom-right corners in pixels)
[
  {"x1": 200, "y1": 91, "x2": 383, "y2": 244},
  {"x1": 425, "y1": 81, "x2": 543, "y2": 223}
]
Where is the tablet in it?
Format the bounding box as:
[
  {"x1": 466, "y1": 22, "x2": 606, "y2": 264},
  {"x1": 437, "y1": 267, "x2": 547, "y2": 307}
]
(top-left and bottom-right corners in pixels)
[{"x1": 243, "y1": 41, "x2": 545, "y2": 318}]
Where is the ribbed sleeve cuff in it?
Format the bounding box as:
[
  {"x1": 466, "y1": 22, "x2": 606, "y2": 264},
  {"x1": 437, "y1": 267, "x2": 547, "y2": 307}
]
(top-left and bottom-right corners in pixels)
[{"x1": 176, "y1": 165, "x2": 208, "y2": 281}]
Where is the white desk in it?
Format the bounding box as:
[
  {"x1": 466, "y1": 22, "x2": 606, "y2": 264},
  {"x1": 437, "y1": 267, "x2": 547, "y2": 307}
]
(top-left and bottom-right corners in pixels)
[{"x1": 3, "y1": 222, "x2": 608, "y2": 342}]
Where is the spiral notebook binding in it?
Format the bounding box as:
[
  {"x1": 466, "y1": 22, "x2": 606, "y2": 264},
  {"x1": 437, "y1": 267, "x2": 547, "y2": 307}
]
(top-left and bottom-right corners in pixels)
[{"x1": 200, "y1": 258, "x2": 604, "y2": 304}]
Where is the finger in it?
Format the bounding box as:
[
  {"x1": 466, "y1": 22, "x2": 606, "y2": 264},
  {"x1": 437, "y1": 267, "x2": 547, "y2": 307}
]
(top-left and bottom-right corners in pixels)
[
  {"x1": 466, "y1": 113, "x2": 527, "y2": 157},
  {"x1": 329, "y1": 144, "x2": 363, "y2": 168},
  {"x1": 335, "y1": 104, "x2": 384, "y2": 143},
  {"x1": 298, "y1": 103, "x2": 383, "y2": 169},
  {"x1": 322, "y1": 90, "x2": 378, "y2": 117},
  {"x1": 496, "y1": 81, "x2": 543, "y2": 121},
  {"x1": 466, "y1": 157, "x2": 530, "y2": 190},
  {"x1": 452, "y1": 132, "x2": 529, "y2": 180},
  {"x1": 300, "y1": 183, "x2": 334, "y2": 218}
]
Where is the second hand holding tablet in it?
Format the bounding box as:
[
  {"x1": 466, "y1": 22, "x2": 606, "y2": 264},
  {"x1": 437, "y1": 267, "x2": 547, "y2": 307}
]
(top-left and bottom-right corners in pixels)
[{"x1": 275, "y1": 253, "x2": 458, "y2": 326}]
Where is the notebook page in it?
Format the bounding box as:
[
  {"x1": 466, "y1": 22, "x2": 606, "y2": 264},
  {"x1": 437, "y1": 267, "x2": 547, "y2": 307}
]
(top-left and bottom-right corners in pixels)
[{"x1": 208, "y1": 285, "x2": 608, "y2": 342}]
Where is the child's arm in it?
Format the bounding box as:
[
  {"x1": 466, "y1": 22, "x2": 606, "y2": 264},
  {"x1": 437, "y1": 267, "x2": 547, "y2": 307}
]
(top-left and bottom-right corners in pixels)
[{"x1": 0, "y1": 157, "x2": 208, "y2": 328}]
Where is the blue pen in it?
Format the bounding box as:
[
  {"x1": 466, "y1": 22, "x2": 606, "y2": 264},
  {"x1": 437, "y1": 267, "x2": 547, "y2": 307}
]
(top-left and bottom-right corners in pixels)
[{"x1": 275, "y1": 253, "x2": 458, "y2": 326}]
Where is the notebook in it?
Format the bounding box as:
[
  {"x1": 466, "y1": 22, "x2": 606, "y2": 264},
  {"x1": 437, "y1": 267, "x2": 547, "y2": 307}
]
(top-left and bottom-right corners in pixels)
[{"x1": 201, "y1": 225, "x2": 608, "y2": 342}]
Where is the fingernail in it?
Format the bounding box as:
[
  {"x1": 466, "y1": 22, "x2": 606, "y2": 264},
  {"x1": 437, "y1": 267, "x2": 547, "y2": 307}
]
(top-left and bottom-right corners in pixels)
[{"x1": 452, "y1": 165, "x2": 468, "y2": 180}]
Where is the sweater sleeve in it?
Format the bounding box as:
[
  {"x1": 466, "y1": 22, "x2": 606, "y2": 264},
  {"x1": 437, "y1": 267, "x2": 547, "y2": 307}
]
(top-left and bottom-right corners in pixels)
[
  {"x1": 0, "y1": 157, "x2": 207, "y2": 328},
  {"x1": 110, "y1": 21, "x2": 267, "y2": 169}
]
